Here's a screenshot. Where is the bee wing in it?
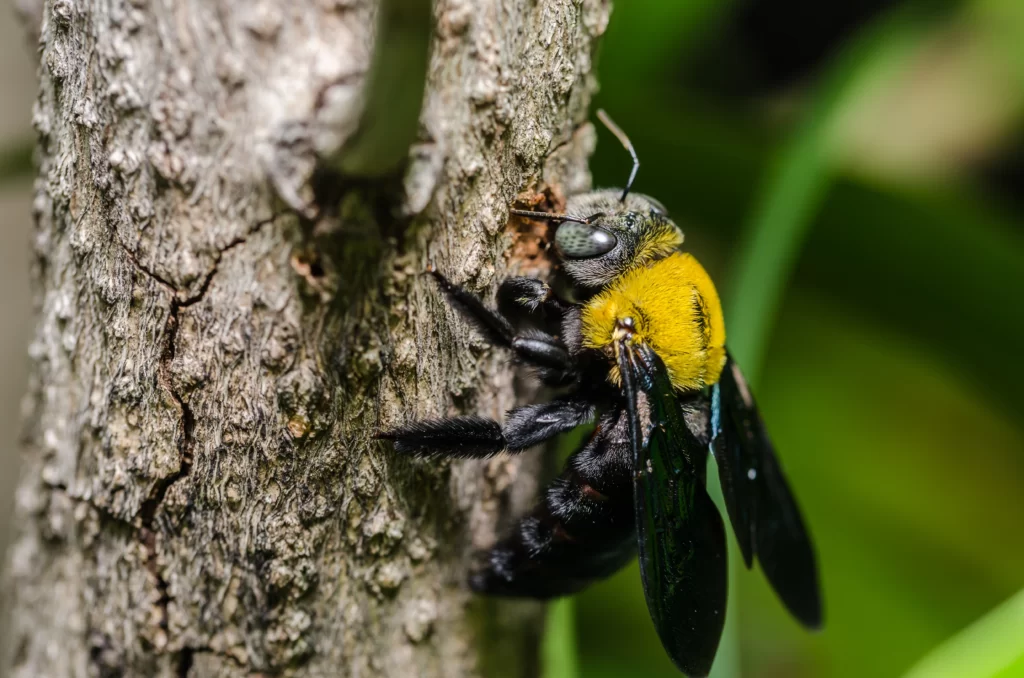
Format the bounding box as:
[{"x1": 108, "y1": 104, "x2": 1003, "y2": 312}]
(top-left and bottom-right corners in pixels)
[
  {"x1": 711, "y1": 354, "x2": 823, "y2": 629},
  {"x1": 618, "y1": 341, "x2": 727, "y2": 678}
]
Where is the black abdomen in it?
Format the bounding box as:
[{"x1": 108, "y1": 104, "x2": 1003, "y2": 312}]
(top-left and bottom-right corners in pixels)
[{"x1": 470, "y1": 409, "x2": 636, "y2": 598}]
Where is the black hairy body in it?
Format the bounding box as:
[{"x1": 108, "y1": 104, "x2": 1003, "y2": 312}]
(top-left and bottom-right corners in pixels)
[
  {"x1": 377, "y1": 115, "x2": 822, "y2": 677},
  {"x1": 381, "y1": 270, "x2": 641, "y2": 596}
]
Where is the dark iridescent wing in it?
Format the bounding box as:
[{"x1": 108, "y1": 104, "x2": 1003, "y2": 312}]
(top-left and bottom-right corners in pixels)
[
  {"x1": 711, "y1": 353, "x2": 823, "y2": 629},
  {"x1": 619, "y1": 341, "x2": 728, "y2": 678}
]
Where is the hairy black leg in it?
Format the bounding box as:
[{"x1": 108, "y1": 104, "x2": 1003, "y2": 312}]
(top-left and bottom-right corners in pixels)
[
  {"x1": 470, "y1": 408, "x2": 637, "y2": 598},
  {"x1": 377, "y1": 397, "x2": 594, "y2": 459},
  {"x1": 430, "y1": 270, "x2": 515, "y2": 346},
  {"x1": 510, "y1": 329, "x2": 577, "y2": 386},
  {"x1": 503, "y1": 399, "x2": 594, "y2": 449},
  {"x1": 430, "y1": 271, "x2": 576, "y2": 382},
  {"x1": 376, "y1": 416, "x2": 503, "y2": 459},
  {"x1": 497, "y1": 277, "x2": 567, "y2": 317}
]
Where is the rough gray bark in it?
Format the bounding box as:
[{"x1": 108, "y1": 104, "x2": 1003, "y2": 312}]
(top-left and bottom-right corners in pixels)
[{"x1": 3, "y1": 1, "x2": 609, "y2": 676}]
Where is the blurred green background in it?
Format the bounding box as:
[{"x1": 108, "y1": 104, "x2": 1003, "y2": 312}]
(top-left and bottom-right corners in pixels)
[
  {"x1": 566, "y1": 0, "x2": 1024, "y2": 677},
  {"x1": 2, "y1": 1, "x2": 1023, "y2": 677}
]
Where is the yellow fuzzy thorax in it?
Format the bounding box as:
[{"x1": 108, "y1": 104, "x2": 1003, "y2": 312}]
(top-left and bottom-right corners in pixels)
[
  {"x1": 636, "y1": 223, "x2": 685, "y2": 267},
  {"x1": 582, "y1": 253, "x2": 727, "y2": 391}
]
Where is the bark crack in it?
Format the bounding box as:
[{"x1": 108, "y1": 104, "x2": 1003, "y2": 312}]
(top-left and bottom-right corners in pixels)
[
  {"x1": 31, "y1": 482, "x2": 253, "y2": 673},
  {"x1": 176, "y1": 647, "x2": 194, "y2": 678},
  {"x1": 115, "y1": 237, "x2": 177, "y2": 295},
  {"x1": 128, "y1": 215, "x2": 281, "y2": 669}
]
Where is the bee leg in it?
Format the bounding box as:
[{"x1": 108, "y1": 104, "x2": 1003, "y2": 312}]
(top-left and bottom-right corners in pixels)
[
  {"x1": 377, "y1": 397, "x2": 594, "y2": 459},
  {"x1": 471, "y1": 409, "x2": 636, "y2": 598},
  {"x1": 509, "y1": 330, "x2": 577, "y2": 386},
  {"x1": 497, "y1": 277, "x2": 567, "y2": 317},
  {"x1": 430, "y1": 270, "x2": 517, "y2": 348},
  {"x1": 430, "y1": 271, "x2": 576, "y2": 382}
]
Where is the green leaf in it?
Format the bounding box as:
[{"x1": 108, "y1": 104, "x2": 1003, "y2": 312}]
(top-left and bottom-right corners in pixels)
[
  {"x1": 543, "y1": 599, "x2": 581, "y2": 678},
  {"x1": 725, "y1": 9, "x2": 924, "y2": 380},
  {"x1": 708, "y1": 11, "x2": 930, "y2": 678},
  {"x1": 903, "y1": 589, "x2": 1024, "y2": 678}
]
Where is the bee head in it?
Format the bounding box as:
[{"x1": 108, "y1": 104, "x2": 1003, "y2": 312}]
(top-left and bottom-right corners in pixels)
[
  {"x1": 509, "y1": 110, "x2": 684, "y2": 289},
  {"x1": 547, "y1": 191, "x2": 683, "y2": 288}
]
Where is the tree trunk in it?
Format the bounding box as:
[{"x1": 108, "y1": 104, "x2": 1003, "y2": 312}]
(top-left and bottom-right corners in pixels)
[{"x1": 3, "y1": 1, "x2": 608, "y2": 676}]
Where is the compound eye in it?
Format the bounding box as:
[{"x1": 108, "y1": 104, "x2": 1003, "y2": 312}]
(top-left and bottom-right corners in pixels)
[{"x1": 555, "y1": 222, "x2": 618, "y2": 259}]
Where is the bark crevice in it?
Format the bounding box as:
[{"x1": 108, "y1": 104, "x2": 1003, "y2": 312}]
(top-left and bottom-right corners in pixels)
[{"x1": 136, "y1": 214, "x2": 285, "y2": 668}]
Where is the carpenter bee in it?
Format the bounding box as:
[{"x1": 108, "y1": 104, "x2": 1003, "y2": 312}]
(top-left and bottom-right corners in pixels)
[{"x1": 377, "y1": 111, "x2": 822, "y2": 676}]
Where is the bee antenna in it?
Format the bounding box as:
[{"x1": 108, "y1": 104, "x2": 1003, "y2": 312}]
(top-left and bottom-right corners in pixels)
[
  {"x1": 596, "y1": 109, "x2": 639, "y2": 203},
  {"x1": 509, "y1": 209, "x2": 600, "y2": 225}
]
